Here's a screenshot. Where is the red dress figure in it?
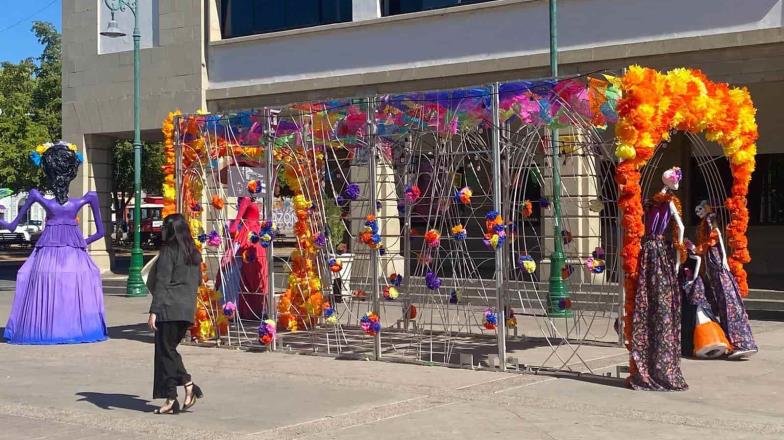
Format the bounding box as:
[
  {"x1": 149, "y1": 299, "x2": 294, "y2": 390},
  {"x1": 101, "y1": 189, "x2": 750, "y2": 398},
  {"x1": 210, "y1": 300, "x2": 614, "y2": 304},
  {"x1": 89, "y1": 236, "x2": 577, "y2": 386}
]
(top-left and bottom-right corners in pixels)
[{"x1": 230, "y1": 196, "x2": 269, "y2": 296}]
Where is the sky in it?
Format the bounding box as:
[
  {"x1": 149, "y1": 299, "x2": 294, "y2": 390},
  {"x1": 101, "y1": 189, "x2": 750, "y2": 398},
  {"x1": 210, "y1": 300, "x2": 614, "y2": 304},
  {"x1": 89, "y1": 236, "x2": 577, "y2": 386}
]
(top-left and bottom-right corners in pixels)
[{"x1": 0, "y1": 0, "x2": 62, "y2": 64}]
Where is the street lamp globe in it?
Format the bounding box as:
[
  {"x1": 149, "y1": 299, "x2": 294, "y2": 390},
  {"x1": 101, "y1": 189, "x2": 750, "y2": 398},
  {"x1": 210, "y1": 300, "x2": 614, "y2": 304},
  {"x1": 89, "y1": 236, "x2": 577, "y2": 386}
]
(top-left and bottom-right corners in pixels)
[{"x1": 100, "y1": 15, "x2": 126, "y2": 38}]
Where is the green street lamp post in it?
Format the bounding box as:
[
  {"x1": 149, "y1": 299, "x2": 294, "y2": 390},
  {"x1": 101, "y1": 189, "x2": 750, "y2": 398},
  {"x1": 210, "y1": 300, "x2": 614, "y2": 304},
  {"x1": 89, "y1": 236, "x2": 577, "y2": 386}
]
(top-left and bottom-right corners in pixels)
[
  {"x1": 547, "y1": 0, "x2": 571, "y2": 316},
  {"x1": 101, "y1": 0, "x2": 146, "y2": 297}
]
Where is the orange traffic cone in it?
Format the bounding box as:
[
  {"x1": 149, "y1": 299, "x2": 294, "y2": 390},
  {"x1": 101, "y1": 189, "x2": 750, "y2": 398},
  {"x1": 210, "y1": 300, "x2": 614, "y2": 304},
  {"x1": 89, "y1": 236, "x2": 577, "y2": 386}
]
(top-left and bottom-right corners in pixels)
[{"x1": 693, "y1": 307, "x2": 730, "y2": 359}]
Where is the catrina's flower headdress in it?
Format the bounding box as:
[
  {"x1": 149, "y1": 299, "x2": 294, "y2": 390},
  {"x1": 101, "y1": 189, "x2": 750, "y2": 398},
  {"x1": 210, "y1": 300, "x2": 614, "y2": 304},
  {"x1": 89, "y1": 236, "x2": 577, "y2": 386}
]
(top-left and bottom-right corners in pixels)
[{"x1": 30, "y1": 141, "x2": 83, "y2": 167}]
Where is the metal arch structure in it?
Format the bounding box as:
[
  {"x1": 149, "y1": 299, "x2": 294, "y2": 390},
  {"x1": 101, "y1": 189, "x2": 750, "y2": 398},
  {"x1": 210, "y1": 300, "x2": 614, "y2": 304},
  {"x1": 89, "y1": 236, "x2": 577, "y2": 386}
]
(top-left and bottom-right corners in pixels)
[{"x1": 171, "y1": 76, "x2": 628, "y2": 377}]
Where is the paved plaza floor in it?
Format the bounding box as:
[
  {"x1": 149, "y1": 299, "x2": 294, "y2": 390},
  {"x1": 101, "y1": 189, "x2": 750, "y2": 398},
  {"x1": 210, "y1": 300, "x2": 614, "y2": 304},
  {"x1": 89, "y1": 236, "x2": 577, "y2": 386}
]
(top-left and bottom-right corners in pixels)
[{"x1": 1, "y1": 284, "x2": 783, "y2": 439}]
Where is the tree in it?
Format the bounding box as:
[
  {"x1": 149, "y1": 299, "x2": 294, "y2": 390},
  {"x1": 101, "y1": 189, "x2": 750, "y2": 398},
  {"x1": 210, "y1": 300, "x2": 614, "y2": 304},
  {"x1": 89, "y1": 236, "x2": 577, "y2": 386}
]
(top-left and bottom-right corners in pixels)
[
  {"x1": 111, "y1": 140, "x2": 165, "y2": 234},
  {"x1": 0, "y1": 22, "x2": 61, "y2": 193}
]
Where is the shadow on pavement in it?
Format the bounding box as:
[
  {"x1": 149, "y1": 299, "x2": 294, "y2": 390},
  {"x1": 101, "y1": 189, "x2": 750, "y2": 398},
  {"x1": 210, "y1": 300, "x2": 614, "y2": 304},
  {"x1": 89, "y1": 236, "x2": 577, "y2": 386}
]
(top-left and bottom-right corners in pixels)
[
  {"x1": 108, "y1": 323, "x2": 155, "y2": 344},
  {"x1": 76, "y1": 392, "x2": 156, "y2": 412}
]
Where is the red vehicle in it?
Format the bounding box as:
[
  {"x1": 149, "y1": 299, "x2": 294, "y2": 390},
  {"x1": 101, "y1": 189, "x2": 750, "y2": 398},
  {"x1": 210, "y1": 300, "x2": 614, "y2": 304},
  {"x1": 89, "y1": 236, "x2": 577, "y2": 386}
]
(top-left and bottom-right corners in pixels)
[{"x1": 123, "y1": 196, "x2": 164, "y2": 248}]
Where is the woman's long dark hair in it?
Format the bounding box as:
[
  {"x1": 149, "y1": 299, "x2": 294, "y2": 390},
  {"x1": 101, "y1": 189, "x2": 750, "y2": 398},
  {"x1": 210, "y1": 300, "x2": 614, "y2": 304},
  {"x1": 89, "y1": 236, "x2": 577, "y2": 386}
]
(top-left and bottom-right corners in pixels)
[
  {"x1": 161, "y1": 213, "x2": 201, "y2": 265},
  {"x1": 41, "y1": 144, "x2": 80, "y2": 205}
]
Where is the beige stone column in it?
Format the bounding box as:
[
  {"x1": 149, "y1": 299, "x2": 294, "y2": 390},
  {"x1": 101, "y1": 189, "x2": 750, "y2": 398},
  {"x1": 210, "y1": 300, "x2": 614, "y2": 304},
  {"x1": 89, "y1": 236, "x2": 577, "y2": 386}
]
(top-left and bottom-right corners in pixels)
[
  {"x1": 78, "y1": 135, "x2": 115, "y2": 272},
  {"x1": 349, "y1": 151, "x2": 405, "y2": 289}
]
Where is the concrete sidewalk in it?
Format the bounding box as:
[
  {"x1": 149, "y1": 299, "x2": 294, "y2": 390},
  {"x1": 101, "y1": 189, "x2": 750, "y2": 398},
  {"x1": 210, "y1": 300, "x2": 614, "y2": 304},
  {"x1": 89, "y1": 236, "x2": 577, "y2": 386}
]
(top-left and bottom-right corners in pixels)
[{"x1": 0, "y1": 291, "x2": 783, "y2": 440}]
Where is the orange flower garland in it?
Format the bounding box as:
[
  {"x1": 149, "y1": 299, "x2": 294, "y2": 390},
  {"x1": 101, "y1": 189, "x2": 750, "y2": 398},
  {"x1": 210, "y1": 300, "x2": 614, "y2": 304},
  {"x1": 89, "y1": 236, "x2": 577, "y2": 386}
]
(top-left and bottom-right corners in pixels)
[
  {"x1": 615, "y1": 66, "x2": 757, "y2": 353},
  {"x1": 161, "y1": 111, "x2": 181, "y2": 218}
]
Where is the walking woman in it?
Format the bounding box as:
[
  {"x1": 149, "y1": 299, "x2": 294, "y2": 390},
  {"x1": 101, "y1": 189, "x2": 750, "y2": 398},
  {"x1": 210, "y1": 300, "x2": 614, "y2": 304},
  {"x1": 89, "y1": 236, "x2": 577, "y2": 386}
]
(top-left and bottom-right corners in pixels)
[{"x1": 146, "y1": 213, "x2": 204, "y2": 414}]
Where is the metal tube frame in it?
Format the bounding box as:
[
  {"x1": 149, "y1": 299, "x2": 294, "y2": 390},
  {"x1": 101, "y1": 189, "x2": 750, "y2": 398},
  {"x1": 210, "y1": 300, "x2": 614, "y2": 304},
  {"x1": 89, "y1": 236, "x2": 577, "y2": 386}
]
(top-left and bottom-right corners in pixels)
[
  {"x1": 265, "y1": 108, "x2": 277, "y2": 351},
  {"x1": 367, "y1": 98, "x2": 382, "y2": 360},
  {"x1": 491, "y1": 83, "x2": 507, "y2": 370}
]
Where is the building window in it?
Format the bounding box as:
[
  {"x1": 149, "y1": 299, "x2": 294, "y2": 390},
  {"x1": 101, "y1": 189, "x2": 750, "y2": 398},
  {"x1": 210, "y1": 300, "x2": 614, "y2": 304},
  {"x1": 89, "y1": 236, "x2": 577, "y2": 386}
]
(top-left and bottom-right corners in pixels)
[
  {"x1": 749, "y1": 154, "x2": 784, "y2": 225},
  {"x1": 220, "y1": 0, "x2": 353, "y2": 39},
  {"x1": 689, "y1": 154, "x2": 784, "y2": 225},
  {"x1": 381, "y1": 0, "x2": 498, "y2": 16}
]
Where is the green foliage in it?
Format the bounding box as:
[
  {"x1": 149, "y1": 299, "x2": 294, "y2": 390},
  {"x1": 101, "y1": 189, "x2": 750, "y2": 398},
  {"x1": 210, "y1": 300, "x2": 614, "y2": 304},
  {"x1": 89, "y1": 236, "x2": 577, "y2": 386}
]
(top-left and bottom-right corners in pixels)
[
  {"x1": 112, "y1": 140, "x2": 165, "y2": 197},
  {"x1": 0, "y1": 22, "x2": 61, "y2": 192},
  {"x1": 322, "y1": 198, "x2": 345, "y2": 242}
]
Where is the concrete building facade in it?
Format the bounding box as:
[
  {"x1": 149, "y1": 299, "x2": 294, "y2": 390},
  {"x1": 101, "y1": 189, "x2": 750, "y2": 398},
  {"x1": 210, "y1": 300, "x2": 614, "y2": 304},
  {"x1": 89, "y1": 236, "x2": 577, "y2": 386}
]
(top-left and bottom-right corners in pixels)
[{"x1": 63, "y1": 0, "x2": 784, "y2": 288}]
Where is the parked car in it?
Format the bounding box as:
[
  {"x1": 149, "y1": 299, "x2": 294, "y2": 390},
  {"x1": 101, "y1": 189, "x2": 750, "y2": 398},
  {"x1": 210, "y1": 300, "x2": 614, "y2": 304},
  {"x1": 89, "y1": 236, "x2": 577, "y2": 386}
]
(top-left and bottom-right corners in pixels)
[{"x1": 0, "y1": 222, "x2": 43, "y2": 247}]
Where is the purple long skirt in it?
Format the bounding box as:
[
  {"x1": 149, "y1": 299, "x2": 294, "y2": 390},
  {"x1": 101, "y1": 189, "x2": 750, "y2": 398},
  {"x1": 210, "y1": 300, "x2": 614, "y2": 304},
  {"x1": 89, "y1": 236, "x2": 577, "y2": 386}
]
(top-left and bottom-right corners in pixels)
[{"x1": 3, "y1": 245, "x2": 107, "y2": 344}]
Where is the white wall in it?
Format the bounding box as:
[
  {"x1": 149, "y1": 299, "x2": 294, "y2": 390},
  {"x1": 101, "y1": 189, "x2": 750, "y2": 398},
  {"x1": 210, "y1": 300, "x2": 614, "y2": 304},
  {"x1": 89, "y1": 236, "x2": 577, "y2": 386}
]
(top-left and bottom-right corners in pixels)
[{"x1": 98, "y1": 0, "x2": 159, "y2": 54}]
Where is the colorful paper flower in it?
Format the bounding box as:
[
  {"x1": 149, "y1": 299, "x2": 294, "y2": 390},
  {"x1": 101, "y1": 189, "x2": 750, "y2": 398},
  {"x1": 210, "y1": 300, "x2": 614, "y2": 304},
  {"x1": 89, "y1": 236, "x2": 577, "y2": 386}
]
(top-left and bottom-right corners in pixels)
[
  {"x1": 222, "y1": 301, "x2": 237, "y2": 320},
  {"x1": 451, "y1": 224, "x2": 467, "y2": 240},
  {"x1": 561, "y1": 264, "x2": 574, "y2": 280},
  {"x1": 383, "y1": 286, "x2": 400, "y2": 300},
  {"x1": 454, "y1": 187, "x2": 472, "y2": 205},
  {"x1": 328, "y1": 258, "x2": 342, "y2": 273},
  {"x1": 342, "y1": 183, "x2": 361, "y2": 201},
  {"x1": 518, "y1": 255, "x2": 537, "y2": 274},
  {"x1": 424, "y1": 229, "x2": 441, "y2": 248},
  {"x1": 483, "y1": 308, "x2": 497, "y2": 330},
  {"x1": 211, "y1": 195, "x2": 225, "y2": 210},
  {"x1": 425, "y1": 271, "x2": 441, "y2": 290},
  {"x1": 206, "y1": 230, "x2": 221, "y2": 249},
  {"x1": 389, "y1": 273, "x2": 403, "y2": 287},
  {"x1": 324, "y1": 307, "x2": 338, "y2": 325},
  {"x1": 360, "y1": 312, "x2": 381, "y2": 336},
  {"x1": 247, "y1": 179, "x2": 262, "y2": 194},
  {"x1": 258, "y1": 319, "x2": 276, "y2": 345},
  {"x1": 405, "y1": 185, "x2": 421, "y2": 203},
  {"x1": 521, "y1": 200, "x2": 533, "y2": 218}
]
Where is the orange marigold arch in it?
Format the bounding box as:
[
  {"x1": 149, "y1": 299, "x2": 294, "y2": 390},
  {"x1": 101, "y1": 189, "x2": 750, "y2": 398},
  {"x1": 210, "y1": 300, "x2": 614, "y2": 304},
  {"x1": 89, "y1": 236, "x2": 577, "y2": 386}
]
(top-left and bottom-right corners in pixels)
[{"x1": 614, "y1": 66, "x2": 757, "y2": 348}]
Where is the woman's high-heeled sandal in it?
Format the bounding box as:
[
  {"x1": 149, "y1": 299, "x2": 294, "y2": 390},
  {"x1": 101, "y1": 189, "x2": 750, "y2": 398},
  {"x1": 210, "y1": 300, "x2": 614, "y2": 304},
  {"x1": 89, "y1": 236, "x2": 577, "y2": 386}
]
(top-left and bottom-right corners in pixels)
[
  {"x1": 154, "y1": 399, "x2": 180, "y2": 415},
  {"x1": 183, "y1": 382, "x2": 203, "y2": 410}
]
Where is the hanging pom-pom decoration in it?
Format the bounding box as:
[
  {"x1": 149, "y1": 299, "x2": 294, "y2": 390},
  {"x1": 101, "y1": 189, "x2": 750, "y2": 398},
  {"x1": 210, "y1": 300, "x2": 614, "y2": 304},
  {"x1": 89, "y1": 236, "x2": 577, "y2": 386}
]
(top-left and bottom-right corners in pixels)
[
  {"x1": 258, "y1": 319, "x2": 276, "y2": 345},
  {"x1": 404, "y1": 185, "x2": 421, "y2": 203},
  {"x1": 324, "y1": 307, "x2": 338, "y2": 325},
  {"x1": 518, "y1": 255, "x2": 537, "y2": 274},
  {"x1": 425, "y1": 271, "x2": 441, "y2": 290},
  {"x1": 449, "y1": 290, "x2": 462, "y2": 304},
  {"x1": 483, "y1": 308, "x2": 497, "y2": 330},
  {"x1": 383, "y1": 286, "x2": 400, "y2": 301},
  {"x1": 328, "y1": 258, "x2": 343, "y2": 273},
  {"x1": 222, "y1": 301, "x2": 237, "y2": 321},
  {"x1": 211, "y1": 195, "x2": 225, "y2": 210},
  {"x1": 405, "y1": 305, "x2": 418, "y2": 319},
  {"x1": 424, "y1": 229, "x2": 441, "y2": 248},
  {"x1": 539, "y1": 198, "x2": 550, "y2": 209},
  {"x1": 521, "y1": 200, "x2": 533, "y2": 218},
  {"x1": 206, "y1": 230, "x2": 221, "y2": 250},
  {"x1": 360, "y1": 312, "x2": 381, "y2": 336},
  {"x1": 505, "y1": 307, "x2": 517, "y2": 328},
  {"x1": 558, "y1": 298, "x2": 573, "y2": 311},
  {"x1": 562, "y1": 229, "x2": 573, "y2": 245},
  {"x1": 454, "y1": 186, "x2": 472, "y2": 205},
  {"x1": 561, "y1": 264, "x2": 574, "y2": 280},
  {"x1": 451, "y1": 224, "x2": 467, "y2": 241},
  {"x1": 249, "y1": 232, "x2": 260, "y2": 244},
  {"x1": 342, "y1": 183, "x2": 360, "y2": 202},
  {"x1": 247, "y1": 179, "x2": 262, "y2": 195},
  {"x1": 389, "y1": 273, "x2": 403, "y2": 287}
]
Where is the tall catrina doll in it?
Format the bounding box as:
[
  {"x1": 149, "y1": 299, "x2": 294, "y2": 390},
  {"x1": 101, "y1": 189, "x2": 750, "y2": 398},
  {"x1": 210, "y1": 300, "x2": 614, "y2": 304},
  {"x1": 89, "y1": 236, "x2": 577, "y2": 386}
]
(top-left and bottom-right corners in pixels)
[
  {"x1": 695, "y1": 200, "x2": 758, "y2": 360},
  {"x1": 629, "y1": 166, "x2": 688, "y2": 391},
  {"x1": 680, "y1": 239, "x2": 729, "y2": 359},
  {"x1": 2, "y1": 141, "x2": 107, "y2": 344}
]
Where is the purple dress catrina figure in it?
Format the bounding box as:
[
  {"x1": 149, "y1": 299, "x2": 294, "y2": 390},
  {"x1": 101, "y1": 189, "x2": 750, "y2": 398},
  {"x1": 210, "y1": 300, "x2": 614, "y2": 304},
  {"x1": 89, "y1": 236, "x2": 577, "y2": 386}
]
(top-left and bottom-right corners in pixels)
[{"x1": 2, "y1": 141, "x2": 107, "y2": 344}]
